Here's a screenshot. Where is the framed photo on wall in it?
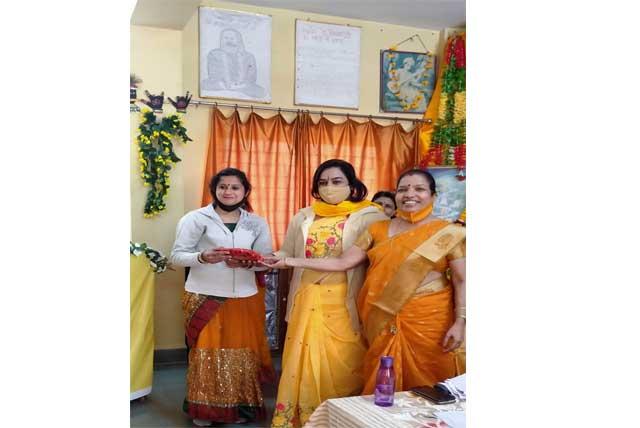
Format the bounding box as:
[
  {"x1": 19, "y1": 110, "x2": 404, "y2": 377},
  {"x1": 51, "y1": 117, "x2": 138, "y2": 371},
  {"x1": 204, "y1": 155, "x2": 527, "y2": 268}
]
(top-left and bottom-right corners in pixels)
[
  {"x1": 427, "y1": 167, "x2": 466, "y2": 222},
  {"x1": 294, "y1": 19, "x2": 361, "y2": 109},
  {"x1": 199, "y1": 7, "x2": 272, "y2": 103},
  {"x1": 380, "y1": 50, "x2": 436, "y2": 113}
]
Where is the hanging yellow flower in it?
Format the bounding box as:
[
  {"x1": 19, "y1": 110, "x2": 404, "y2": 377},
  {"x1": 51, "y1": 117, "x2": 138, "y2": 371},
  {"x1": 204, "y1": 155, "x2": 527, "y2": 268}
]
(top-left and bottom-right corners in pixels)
[
  {"x1": 438, "y1": 94, "x2": 449, "y2": 120},
  {"x1": 453, "y1": 91, "x2": 466, "y2": 124},
  {"x1": 136, "y1": 110, "x2": 193, "y2": 218}
]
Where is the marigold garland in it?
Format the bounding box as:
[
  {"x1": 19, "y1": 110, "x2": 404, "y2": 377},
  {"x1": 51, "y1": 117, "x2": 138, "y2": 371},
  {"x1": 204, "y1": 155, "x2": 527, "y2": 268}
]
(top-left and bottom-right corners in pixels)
[
  {"x1": 387, "y1": 50, "x2": 434, "y2": 112},
  {"x1": 420, "y1": 34, "x2": 466, "y2": 168},
  {"x1": 136, "y1": 108, "x2": 192, "y2": 217}
]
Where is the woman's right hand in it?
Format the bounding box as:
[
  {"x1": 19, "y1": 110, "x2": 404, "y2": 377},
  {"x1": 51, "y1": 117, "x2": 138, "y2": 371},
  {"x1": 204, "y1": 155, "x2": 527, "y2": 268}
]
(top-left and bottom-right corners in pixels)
[{"x1": 200, "y1": 248, "x2": 231, "y2": 264}]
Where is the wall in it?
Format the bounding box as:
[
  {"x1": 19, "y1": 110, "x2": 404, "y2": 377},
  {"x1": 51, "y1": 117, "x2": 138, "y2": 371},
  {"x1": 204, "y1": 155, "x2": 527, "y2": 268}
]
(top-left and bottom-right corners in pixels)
[
  {"x1": 130, "y1": 25, "x2": 186, "y2": 349},
  {"x1": 132, "y1": 1, "x2": 461, "y2": 350},
  {"x1": 183, "y1": 0, "x2": 441, "y2": 118}
]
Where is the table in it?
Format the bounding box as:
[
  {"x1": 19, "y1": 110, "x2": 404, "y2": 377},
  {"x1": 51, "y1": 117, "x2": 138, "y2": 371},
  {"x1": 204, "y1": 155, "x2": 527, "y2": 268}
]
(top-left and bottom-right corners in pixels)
[{"x1": 305, "y1": 391, "x2": 465, "y2": 428}]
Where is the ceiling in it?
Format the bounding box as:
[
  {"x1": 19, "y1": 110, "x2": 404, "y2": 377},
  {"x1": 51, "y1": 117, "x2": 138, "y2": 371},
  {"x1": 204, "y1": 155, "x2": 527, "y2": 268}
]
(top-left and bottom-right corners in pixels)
[{"x1": 131, "y1": 0, "x2": 466, "y2": 31}]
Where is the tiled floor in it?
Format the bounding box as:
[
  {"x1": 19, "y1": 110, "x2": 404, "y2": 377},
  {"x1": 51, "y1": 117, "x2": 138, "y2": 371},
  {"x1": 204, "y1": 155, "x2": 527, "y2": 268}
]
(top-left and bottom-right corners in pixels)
[{"x1": 131, "y1": 355, "x2": 281, "y2": 428}]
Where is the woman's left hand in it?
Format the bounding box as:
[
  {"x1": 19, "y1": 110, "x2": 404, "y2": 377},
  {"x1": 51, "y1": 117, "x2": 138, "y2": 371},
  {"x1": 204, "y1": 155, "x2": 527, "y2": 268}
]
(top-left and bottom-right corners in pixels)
[{"x1": 442, "y1": 319, "x2": 465, "y2": 352}]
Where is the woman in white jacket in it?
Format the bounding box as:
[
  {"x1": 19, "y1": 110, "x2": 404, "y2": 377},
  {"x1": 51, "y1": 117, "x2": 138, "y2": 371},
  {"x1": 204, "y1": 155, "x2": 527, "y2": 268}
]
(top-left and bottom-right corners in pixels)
[
  {"x1": 170, "y1": 168, "x2": 273, "y2": 427},
  {"x1": 271, "y1": 159, "x2": 387, "y2": 428}
]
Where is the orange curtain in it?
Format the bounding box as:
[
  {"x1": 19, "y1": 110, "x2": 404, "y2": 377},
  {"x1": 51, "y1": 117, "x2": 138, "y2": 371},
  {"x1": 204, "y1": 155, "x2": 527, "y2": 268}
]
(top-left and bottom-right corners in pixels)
[
  {"x1": 294, "y1": 113, "x2": 419, "y2": 210},
  {"x1": 202, "y1": 109, "x2": 297, "y2": 249},
  {"x1": 202, "y1": 109, "x2": 419, "y2": 248}
]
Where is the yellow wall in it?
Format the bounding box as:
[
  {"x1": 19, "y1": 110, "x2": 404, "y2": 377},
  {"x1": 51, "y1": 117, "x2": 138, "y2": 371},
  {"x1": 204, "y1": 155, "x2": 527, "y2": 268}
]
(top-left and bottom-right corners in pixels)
[
  {"x1": 132, "y1": 1, "x2": 461, "y2": 350},
  {"x1": 130, "y1": 26, "x2": 187, "y2": 350}
]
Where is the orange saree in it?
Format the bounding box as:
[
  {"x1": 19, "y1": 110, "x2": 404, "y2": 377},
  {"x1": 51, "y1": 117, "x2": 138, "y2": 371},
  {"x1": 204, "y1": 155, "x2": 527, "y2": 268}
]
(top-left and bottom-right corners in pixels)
[{"x1": 355, "y1": 219, "x2": 466, "y2": 393}]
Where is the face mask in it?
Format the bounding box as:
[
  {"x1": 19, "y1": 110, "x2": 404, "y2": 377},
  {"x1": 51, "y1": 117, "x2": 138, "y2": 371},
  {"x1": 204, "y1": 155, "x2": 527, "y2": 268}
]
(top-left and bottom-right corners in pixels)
[
  {"x1": 318, "y1": 185, "x2": 351, "y2": 205},
  {"x1": 396, "y1": 202, "x2": 434, "y2": 224},
  {"x1": 214, "y1": 196, "x2": 246, "y2": 212}
]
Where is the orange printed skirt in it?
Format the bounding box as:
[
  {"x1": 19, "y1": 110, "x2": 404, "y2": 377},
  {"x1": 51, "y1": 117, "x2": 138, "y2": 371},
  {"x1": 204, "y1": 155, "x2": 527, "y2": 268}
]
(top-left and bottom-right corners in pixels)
[
  {"x1": 361, "y1": 286, "x2": 463, "y2": 394},
  {"x1": 182, "y1": 288, "x2": 274, "y2": 423}
]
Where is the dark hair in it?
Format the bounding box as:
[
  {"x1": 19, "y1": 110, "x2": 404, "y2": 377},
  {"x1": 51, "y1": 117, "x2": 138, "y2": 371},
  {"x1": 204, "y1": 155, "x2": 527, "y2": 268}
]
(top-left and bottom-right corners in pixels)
[
  {"x1": 372, "y1": 191, "x2": 397, "y2": 209},
  {"x1": 310, "y1": 159, "x2": 368, "y2": 202},
  {"x1": 396, "y1": 168, "x2": 437, "y2": 195},
  {"x1": 209, "y1": 167, "x2": 253, "y2": 210}
]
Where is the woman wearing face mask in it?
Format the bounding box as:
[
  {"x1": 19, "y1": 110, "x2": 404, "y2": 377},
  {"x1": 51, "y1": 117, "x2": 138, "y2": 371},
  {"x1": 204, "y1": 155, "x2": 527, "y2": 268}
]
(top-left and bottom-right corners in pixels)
[
  {"x1": 266, "y1": 169, "x2": 466, "y2": 394},
  {"x1": 270, "y1": 159, "x2": 386, "y2": 428},
  {"x1": 170, "y1": 168, "x2": 274, "y2": 427}
]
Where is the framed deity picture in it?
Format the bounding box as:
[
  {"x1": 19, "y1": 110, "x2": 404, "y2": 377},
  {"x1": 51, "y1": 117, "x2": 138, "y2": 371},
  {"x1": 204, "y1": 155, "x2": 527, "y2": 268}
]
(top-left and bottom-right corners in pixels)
[
  {"x1": 380, "y1": 50, "x2": 436, "y2": 113},
  {"x1": 427, "y1": 167, "x2": 466, "y2": 222},
  {"x1": 199, "y1": 7, "x2": 272, "y2": 103}
]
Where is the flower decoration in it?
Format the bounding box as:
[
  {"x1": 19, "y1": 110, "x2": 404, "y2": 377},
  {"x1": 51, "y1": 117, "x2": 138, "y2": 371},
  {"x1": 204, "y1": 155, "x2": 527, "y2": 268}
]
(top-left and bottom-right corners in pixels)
[
  {"x1": 421, "y1": 34, "x2": 466, "y2": 168},
  {"x1": 136, "y1": 109, "x2": 192, "y2": 217},
  {"x1": 130, "y1": 241, "x2": 169, "y2": 273},
  {"x1": 386, "y1": 52, "x2": 434, "y2": 112}
]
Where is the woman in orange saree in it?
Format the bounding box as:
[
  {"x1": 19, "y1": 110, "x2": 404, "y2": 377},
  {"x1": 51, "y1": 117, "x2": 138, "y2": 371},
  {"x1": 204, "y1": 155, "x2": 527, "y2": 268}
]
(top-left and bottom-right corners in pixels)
[{"x1": 265, "y1": 168, "x2": 466, "y2": 393}]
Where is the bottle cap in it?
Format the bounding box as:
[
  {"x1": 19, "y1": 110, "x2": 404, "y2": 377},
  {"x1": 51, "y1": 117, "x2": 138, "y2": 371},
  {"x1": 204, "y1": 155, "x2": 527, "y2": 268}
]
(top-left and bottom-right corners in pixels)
[{"x1": 380, "y1": 355, "x2": 393, "y2": 368}]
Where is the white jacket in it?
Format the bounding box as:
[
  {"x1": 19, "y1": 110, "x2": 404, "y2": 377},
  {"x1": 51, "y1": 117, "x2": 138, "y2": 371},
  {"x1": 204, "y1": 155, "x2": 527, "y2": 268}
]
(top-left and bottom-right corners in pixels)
[
  {"x1": 275, "y1": 205, "x2": 387, "y2": 331},
  {"x1": 170, "y1": 205, "x2": 273, "y2": 298}
]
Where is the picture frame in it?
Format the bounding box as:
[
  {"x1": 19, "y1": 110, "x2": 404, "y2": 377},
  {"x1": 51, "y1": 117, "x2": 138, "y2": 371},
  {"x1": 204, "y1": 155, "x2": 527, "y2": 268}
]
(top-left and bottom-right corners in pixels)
[
  {"x1": 199, "y1": 7, "x2": 272, "y2": 103},
  {"x1": 427, "y1": 167, "x2": 466, "y2": 222},
  {"x1": 294, "y1": 19, "x2": 361, "y2": 109},
  {"x1": 380, "y1": 49, "x2": 436, "y2": 113}
]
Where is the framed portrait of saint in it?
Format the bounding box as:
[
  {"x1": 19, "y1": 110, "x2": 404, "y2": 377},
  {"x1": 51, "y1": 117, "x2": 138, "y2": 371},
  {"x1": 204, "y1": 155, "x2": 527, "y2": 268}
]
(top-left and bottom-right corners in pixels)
[
  {"x1": 199, "y1": 7, "x2": 272, "y2": 103},
  {"x1": 380, "y1": 50, "x2": 436, "y2": 113}
]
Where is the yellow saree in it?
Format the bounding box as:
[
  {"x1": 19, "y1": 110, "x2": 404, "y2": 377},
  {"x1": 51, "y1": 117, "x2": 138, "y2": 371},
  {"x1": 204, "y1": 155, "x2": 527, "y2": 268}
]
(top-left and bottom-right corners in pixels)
[
  {"x1": 355, "y1": 219, "x2": 466, "y2": 393},
  {"x1": 272, "y1": 216, "x2": 367, "y2": 428}
]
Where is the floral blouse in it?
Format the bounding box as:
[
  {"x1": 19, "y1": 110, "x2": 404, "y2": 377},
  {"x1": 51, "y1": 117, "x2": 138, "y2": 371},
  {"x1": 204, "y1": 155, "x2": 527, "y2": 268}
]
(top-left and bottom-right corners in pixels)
[{"x1": 300, "y1": 215, "x2": 348, "y2": 285}]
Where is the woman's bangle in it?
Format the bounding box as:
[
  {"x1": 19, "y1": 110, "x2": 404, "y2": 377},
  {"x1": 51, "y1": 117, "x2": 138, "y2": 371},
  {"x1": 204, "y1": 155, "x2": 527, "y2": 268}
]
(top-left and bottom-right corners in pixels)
[{"x1": 197, "y1": 252, "x2": 205, "y2": 264}]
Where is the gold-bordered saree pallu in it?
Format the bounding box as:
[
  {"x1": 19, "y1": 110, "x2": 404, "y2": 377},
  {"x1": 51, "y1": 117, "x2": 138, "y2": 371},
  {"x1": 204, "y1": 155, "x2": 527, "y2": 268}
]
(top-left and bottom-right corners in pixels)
[
  {"x1": 182, "y1": 289, "x2": 275, "y2": 423},
  {"x1": 356, "y1": 220, "x2": 466, "y2": 394}
]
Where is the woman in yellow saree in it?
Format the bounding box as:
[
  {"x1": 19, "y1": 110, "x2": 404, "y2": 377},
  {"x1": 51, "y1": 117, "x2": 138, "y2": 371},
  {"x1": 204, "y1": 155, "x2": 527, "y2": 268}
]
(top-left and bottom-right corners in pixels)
[
  {"x1": 265, "y1": 168, "x2": 466, "y2": 394},
  {"x1": 270, "y1": 160, "x2": 386, "y2": 428}
]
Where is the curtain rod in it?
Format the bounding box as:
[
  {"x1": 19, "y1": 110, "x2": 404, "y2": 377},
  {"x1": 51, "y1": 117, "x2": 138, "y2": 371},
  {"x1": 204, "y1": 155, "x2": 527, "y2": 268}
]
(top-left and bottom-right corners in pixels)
[{"x1": 188, "y1": 99, "x2": 432, "y2": 124}]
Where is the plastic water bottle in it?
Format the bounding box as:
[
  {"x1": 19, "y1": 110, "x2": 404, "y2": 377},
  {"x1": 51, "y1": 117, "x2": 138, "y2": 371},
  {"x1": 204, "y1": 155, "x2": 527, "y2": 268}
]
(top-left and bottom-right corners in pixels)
[{"x1": 374, "y1": 355, "x2": 395, "y2": 406}]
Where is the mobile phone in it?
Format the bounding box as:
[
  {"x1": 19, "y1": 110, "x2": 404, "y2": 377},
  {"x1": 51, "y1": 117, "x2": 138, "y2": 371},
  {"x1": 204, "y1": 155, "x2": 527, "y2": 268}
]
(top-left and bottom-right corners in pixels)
[{"x1": 410, "y1": 385, "x2": 456, "y2": 404}]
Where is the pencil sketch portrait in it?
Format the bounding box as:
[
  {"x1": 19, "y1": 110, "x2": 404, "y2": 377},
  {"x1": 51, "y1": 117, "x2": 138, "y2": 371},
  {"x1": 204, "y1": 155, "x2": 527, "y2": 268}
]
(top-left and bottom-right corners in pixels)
[{"x1": 199, "y1": 8, "x2": 272, "y2": 103}]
